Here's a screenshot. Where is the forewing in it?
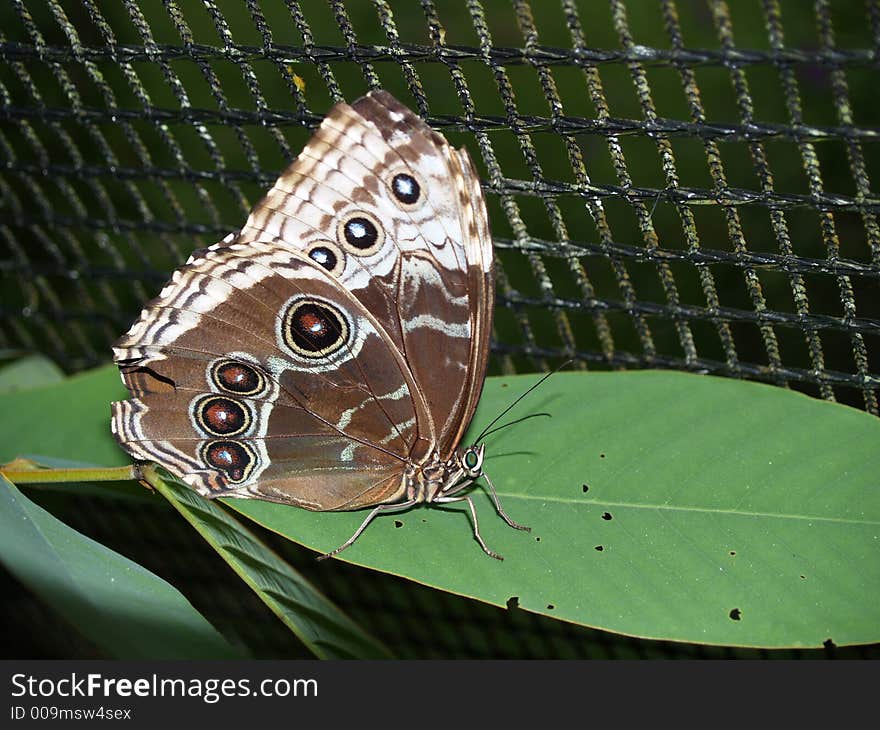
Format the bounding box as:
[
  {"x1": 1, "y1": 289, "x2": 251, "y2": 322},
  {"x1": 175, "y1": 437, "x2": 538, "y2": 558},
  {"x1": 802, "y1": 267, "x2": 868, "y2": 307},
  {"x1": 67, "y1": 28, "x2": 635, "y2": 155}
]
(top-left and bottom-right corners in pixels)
[{"x1": 233, "y1": 90, "x2": 494, "y2": 455}]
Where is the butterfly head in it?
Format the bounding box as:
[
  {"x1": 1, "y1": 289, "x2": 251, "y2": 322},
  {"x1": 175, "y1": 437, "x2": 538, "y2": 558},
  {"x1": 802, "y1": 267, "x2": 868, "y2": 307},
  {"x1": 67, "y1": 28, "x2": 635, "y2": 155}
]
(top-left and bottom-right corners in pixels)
[{"x1": 461, "y1": 443, "x2": 485, "y2": 479}]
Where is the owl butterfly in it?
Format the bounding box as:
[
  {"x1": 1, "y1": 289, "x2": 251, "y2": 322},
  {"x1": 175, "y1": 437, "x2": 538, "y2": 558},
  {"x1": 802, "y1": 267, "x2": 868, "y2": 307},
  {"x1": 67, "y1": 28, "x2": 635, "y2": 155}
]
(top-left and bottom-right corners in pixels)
[{"x1": 111, "y1": 90, "x2": 529, "y2": 560}]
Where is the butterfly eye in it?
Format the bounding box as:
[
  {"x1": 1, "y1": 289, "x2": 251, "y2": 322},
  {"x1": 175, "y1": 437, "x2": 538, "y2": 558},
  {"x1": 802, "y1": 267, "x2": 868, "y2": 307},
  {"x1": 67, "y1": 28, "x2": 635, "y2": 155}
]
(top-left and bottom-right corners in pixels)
[
  {"x1": 390, "y1": 172, "x2": 421, "y2": 206},
  {"x1": 201, "y1": 440, "x2": 256, "y2": 484},
  {"x1": 281, "y1": 297, "x2": 349, "y2": 359},
  {"x1": 462, "y1": 446, "x2": 484, "y2": 476},
  {"x1": 337, "y1": 212, "x2": 384, "y2": 256}
]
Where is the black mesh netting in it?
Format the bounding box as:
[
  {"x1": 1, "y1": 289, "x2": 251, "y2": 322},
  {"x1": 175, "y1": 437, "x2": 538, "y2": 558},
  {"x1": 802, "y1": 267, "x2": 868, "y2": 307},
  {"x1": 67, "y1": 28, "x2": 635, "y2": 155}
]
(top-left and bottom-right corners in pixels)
[{"x1": 1, "y1": 1, "x2": 878, "y2": 658}]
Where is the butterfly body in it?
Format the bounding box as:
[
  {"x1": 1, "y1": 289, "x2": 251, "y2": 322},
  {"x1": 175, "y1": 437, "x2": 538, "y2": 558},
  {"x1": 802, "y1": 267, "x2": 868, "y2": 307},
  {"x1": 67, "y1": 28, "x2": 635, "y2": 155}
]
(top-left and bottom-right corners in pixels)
[{"x1": 112, "y1": 90, "x2": 527, "y2": 559}]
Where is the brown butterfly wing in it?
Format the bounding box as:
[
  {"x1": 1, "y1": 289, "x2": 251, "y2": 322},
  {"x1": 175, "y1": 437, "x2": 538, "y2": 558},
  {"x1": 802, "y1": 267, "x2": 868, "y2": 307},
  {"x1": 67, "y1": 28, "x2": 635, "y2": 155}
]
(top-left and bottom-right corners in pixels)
[
  {"x1": 112, "y1": 90, "x2": 493, "y2": 510},
  {"x1": 236, "y1": 89, "x2": 494, "y2": 457},
  {"x1": 112, "y1": 244, "x2": 426, "y2": 510},
  {"x1": 350, "y1": 91, "x2": 494, "y2": 457}
]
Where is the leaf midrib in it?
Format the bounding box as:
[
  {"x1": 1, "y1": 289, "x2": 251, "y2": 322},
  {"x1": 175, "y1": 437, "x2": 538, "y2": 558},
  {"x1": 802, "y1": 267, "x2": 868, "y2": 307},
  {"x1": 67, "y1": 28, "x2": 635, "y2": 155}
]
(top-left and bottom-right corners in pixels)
[{"x1": 506, "y1": 493, "x2": 880, "y2": 526}]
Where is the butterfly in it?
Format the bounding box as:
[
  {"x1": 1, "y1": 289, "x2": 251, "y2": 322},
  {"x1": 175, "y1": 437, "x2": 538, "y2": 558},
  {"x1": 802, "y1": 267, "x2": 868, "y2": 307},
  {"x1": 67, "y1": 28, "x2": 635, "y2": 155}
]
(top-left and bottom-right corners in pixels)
[{"x1": 111, "y1": 90, "x2": 529, "y2": 560}]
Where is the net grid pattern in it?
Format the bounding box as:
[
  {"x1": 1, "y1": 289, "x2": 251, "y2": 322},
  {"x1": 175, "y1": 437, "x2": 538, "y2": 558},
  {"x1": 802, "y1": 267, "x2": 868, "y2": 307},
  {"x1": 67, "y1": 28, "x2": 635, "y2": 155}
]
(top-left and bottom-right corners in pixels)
[{"x1": 1, "y1": 0, "x2": 878, "y2": 418}]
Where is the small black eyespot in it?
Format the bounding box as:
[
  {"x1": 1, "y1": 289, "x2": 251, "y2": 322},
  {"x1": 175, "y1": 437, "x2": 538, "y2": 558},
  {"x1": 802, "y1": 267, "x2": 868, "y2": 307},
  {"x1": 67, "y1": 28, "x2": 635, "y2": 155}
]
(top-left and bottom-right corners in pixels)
[
  {"x1": 343, "y1": 217, "x2": 379, "y2": 250},
  {"x1": 391, "y1": 173, "x2": 420, "y2": 205},
  {"x1": 308, "y1": 246, "x2": 338, "y2": 271}
]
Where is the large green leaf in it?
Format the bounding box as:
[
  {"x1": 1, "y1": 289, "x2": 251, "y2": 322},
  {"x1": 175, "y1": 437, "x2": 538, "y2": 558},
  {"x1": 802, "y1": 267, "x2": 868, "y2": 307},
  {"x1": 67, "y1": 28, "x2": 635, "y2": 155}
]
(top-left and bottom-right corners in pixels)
[
  {"x1": 2, "y1": 365, "x2": 878, "y2": 648},
  {"x1": 0, "y1": 474, "x2": 243, "y2": 659},
  {"x1": 227, "y1": 371, "x2": 880, "y2": 649}
]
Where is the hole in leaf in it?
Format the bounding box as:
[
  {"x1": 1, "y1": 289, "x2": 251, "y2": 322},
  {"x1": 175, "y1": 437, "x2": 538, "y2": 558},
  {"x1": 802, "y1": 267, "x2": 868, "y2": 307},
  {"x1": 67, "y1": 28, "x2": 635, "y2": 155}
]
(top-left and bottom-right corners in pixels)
[
  {"x1": 394, "y1": 520, "x2": 403, "y2": 528},
  {"x1": 729, "y1": 608, "x2": 742, "y2": 621},
  {"x1": 800, "y1": 575, "x2": 806, "y2": 580},
  {"x1": 823, "y1": 638, "x2": 836, "y2": 649},
  {"x1": 546, "y1": 604, "x2": 555, "y2": 610},
  {"x1": 729, "y1": 551, "x2": 736, "y2": 556},
  {"x1": 582, "y1": 483, "x2": 590, "y2": 492},
  {"x1": 594, "y1": 545, "x2": 604, "y2": 551},
  {"x1": 601, "y1": 512, "x2": 613, "y2": 520},
  {"x1": 506, "y1": 596, "x2": 519, "y2": 610},
  {"x1": 534, "y1": 536, "x2": 541, "y2": 542},
  {"x1": 600, "y1": 453, "x2": 606, "y2": 459}
]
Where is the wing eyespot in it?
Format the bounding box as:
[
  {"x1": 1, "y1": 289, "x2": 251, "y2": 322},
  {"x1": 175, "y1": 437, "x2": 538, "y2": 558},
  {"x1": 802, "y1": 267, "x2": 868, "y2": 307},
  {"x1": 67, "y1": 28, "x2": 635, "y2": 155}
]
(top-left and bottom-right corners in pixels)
[
  {"x1": 193, "y1": 395, "x2": 251, "y2": 438},
  {"x1": 307, "y1": 241, "x2": 345, "y2": 276},
  {"x1": 210, "y1": 358, "x2": 267, "y2": 398},
  {"x1": 336, "y1": 211, "x2": 385, "y2": 256},
  {"x1": 280, "y1": 297, "x2": 350, "y2": 359},
  {"x1": 201, "y1": 440, "x2": 257, "y2": 484},
  {"x1": 388, "y1": 172, "x2": 423, "y2": 210}
]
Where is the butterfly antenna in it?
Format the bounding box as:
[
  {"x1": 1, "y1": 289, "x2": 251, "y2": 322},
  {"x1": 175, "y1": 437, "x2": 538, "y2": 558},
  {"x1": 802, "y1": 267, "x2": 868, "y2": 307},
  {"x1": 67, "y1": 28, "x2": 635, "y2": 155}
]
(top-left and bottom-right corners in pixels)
[
  {"x1": 479, "y1": 412, "x2": 551, "y2": 440},
  {"x1": 474, "y1": 359, "x2": 573, "y2": 444}
]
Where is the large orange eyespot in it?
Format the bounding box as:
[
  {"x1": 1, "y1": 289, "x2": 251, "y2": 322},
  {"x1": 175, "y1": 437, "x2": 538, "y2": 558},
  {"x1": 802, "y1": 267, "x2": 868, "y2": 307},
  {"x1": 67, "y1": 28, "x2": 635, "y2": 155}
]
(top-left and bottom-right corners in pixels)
[{"x1": 281, "y1": 297, "x2": 349, "y2": 359}]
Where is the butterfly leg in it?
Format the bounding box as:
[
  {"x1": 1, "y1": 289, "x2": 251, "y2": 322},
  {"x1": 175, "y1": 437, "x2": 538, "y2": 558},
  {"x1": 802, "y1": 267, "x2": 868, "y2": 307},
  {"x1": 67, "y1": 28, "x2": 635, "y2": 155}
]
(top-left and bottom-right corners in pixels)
[
  {"x1": 482, "y1": 472, "x2": 531, "y2": 532},
  {"x1": 317, "y1": 499, "x2": 419, "y2": 561},
  {"x1": 443, "y1": 474, "x2": 530, "y2": 533},
  {"x1": 434, "y1": 494, "x2": 503, "y2": 560}
]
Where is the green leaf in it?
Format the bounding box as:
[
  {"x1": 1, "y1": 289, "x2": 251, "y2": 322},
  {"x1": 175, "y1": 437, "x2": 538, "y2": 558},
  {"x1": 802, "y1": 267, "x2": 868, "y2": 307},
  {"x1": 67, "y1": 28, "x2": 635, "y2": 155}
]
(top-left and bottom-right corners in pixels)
[
  {"x1": 3, "y1": 364, "x2": 878, "y2": 648},
  {"x1": 0, "y1": 367, "x2": 150, "y2": 501},
  {"x1": 149, "y1": 470, "x2": 393, "y2": 659},
  {"x1": 0, "y1": 474, "x2": 244, "y2": 659},
  {"x1": 0, "y1": 365, "x2": 131, "y2": 469},
  {"x1": 228, "y1": 371, "x2": 880, "y2": 649},
  {"x1": 0, "y1": 354, "x2": 65, "y2": 393}
]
